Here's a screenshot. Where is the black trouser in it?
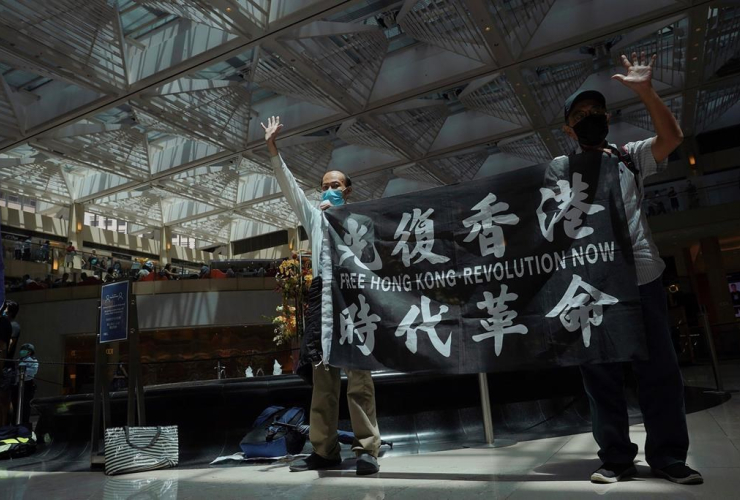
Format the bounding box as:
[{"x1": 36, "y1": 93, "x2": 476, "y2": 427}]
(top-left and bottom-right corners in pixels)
[
  {"x1": 11, "y1": 380, "x2": 36, "y2": 428},
  {"x1": 580, "y1": 277, "x2": 689, "y2": 469}
]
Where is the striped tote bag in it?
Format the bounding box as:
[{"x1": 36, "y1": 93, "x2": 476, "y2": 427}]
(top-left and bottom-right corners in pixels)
[{"x1": 104, "y1": 426, "x2": 179, "y2": 476}]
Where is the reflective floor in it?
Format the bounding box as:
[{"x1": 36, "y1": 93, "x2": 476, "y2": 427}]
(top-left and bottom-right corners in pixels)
[{"x1": 2, "y1": 362, "x2": 739, "y2": 500}]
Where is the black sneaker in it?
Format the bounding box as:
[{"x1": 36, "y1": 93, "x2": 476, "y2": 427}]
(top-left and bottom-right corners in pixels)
[
  {"x1": 590, "y1": 462, "x2": 637, "y2": 483},
  {"x1": 356, "y1": 452, "x2": 379, "y2": 476},
  {"x1": 289, "y1": 452, "x2": 342, "y2": 472},
  {"x1": 652, "y1": 463, "x2": 703, "y2": 485}
]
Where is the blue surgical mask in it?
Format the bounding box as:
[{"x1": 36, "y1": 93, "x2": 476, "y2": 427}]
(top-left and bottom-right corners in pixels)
[
  {"x1": 321, "y1": 188, "x2": 345, "y2": 207},
  {"x1": 19, "y1": 350, "x2": 30, "y2": 357}
]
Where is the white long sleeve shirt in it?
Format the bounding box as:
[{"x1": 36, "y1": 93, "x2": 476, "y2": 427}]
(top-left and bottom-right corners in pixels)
[
  {"x1": 270, "y1": 153, "x2": 336, "y2": 362},
  {"x1": 270, "y1": 154, "x2": 324, "y2": 277}
]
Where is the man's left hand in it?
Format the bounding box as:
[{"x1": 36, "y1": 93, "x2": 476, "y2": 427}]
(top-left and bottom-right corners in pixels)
[{"x1": 612, "y1": 51, "x2": 656, "y2": 95}]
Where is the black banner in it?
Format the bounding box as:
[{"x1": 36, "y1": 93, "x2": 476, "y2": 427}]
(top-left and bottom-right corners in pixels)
[{"x1": 321, "y1": 152, "x2": 647, "y2": 373}]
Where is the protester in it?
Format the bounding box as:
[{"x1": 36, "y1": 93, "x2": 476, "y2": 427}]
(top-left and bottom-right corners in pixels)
[
  {"x1": 263, "y1": 115, "x2": 381, "y2": 475},
  {"x1": 226, "y1": 266, "x2": 236, "y2": 278},
  {"x1": 560, "y1": 52, "x2": 700, "y2": 484}
]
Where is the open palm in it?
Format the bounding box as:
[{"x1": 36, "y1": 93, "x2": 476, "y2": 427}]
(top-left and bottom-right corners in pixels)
[
  {"x1": 261, "y1": 115, "x2": 283, "y2": 143},
  {"x1": 612, "y1": 51, "x2": 656, "y2": 92}
]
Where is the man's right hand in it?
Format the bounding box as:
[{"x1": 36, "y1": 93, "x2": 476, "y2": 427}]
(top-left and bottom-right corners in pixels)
[
  {"x1": 261, "y1": 115, "x2": 283, "y2": 142},
  {"x1": 261, "y1": 115, "x2": 283, "y2": 157}
]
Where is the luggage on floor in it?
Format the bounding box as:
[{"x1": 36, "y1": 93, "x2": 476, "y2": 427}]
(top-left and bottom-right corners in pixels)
[{"x1": 240, "y1": 406, "x2": 306, "y2": 458}]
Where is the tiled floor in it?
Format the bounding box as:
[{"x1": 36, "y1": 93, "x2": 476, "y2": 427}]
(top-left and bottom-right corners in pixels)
[{"x1": 2, "y1": 362, "x2": 739, "y2": 500}]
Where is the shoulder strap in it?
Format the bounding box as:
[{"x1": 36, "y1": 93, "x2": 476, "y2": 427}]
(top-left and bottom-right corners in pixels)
[
  {"x1": 253, "y1": 405, "x2": 284, "y2": 427},
  {"x1": 605, "y1": 144, "x2": 642, "y2": 195}
]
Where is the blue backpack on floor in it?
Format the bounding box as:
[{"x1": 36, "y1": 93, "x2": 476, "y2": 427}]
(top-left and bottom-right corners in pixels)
[{"x1": 240, "y1": 406, "x2": 306, "y2": 458}]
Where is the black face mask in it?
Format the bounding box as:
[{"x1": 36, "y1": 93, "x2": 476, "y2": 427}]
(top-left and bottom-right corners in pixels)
[{"x1": 572, "y1": 113, "x2": 609, "y2": 147}]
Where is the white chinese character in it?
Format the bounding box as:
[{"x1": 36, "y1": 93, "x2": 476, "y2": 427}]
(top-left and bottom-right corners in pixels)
[
  {"x1": 337, "y1": 217, "x2": 382, "y2": 271},
  {"x1": 536, "y1": 172, "x2": 605, "y2": 242},
  {"x1": 339, "y1": 294, "x2": 381, "y2": 356},
  {"x1": 546, "y1": 274, "x2": 618, "y2": 347},
  {"x1": 463, "y1": 193, "x2": 519, "y2": 257},
  {"x1": 474, "y1": 285, "x2": 528, "y2": 356},
  {"x1": 392, "y1": 208, "x2": 450, "y2": 267},
  {"x1": 395, "y1": 295, "x2": 452, "y2": 357}
]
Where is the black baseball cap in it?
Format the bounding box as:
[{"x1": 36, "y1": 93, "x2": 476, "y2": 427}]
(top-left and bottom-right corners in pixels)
[{"x1": 564, "y1": 89, "x2": 606, "y2": 123}]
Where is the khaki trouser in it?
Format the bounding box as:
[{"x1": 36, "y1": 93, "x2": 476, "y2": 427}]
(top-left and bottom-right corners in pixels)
[{"x1": 309, "y1": 364, "x2": 381, "y2": 460}]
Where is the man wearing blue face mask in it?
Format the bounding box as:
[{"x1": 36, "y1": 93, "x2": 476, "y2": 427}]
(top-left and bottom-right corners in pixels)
[
  {"x1": 559, "y1": 52, "x2": 700, "y2": 485},
  {"x1": 262, "y1": 116, "x2": 381, "y2": 476}
]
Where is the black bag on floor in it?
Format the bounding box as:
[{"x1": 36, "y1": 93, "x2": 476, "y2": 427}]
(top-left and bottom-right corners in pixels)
[{"x1": 240, "y1": 406, "x2": 306, "y2": 458}]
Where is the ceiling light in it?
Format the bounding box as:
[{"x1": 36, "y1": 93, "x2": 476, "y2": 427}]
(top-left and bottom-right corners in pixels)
[{"x1": 485, "y1": 27, "x2": 491, "y2": 32}]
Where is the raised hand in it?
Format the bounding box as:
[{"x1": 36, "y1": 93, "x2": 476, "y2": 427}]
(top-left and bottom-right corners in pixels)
[
  {"x1": 612, "y1": 51, "x2": 656, "y2": 94},
  {"x1": 261, "y1": 115, "x2": 283, "y2": 144}
]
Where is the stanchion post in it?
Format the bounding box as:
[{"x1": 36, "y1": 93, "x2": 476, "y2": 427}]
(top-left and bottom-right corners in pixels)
[
  {"x1": 127, "y1": 280, "x2": 145, "y2": 426},
  {"x1": 15, "y1": 364, "x2": 26, "y2": 426},
  {"x1": 700, "y1": 310, "x2": 724, "y2": 393},
  {"x1": 478, "y1": 372, "x2": 494, "y2": 445}
]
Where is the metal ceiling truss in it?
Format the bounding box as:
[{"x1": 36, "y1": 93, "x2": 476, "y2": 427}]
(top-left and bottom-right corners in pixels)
[
  {"x1": 251, "y1": 136, "x2": 334, "y2": 186},
  {"x1": 90, "y1": 190, "x2": 165, "y2": 227},
  {"x1": 621, "y1": 95, "x2": 684, "y2": 132},
  {"x1": 426, "y1": 149, "x2": 488, "y2": 182},
  {"x1": 0, "y1": 160, "x2": 71, "y2": 200},
  {"x1": 336, "y1": 118, "x2": 404, "y2": 156},
  {"x1": 393, "y1": 164, "x2": 444, "y2": 185},
  {"x1": 132, "y1": 106, "x2": 217, "y2": 144},
  {"x1": 35, "y1": 126, "x2": 151, "y2": 180},
  {"x1": 704, "y1": 4, "x2": 740, "y2": 79},
  {"x1": 239, "y1": 197, "x2": 300, "y2": 227},
  {"x1": 0, "y1": 74, "x2": 24, "y2": 138},
  {"x1": 695, "y1": 78, "x2": 740, "y2": 133},
  {"x1": 136, "y1": 78, "x2": 252, "y2": 150},
  {"x1": 458, "y1": 72, "x2": 529, "y2": 126},
  {"x1": 485, "y1": 0, "x2": 557, "y2": 60},
  {"x1": 0, "y1": 0, "x2": 128, "y2": 93},
  {"x1": 550, "y1": 127, "x2": 578, "y2": 156},
  {"x1": 135, "y1": 0, "x2": 269, "y2": 39},
  {"x1": 397, "y1": 0, "x2": 494, "y2": 64},
  {"x1": 498, "y1": 132, "x2": 552, "y2": 163},
  {"x1": 351, "y1": 169, "x2": 393, "y2": 201},
  {"x1": 238, "y1": 154, "x2": 273, "y2": 176},
  {"x1": 522, "y1": 58, "x2": 593, "y2": 124},
  {"x1": 252, "y1": 48, "x2": 340, "y2": 110},
  {"x1": 160, "y1": 164, "x2": 241, "y2": 207},
  {"x1": 175, "y1": 213, "x2": 234, "y2": 243},
  {"x1": 338, "y1": 99, "x2": 449, "y2": 158},
  {"x1": 278, "y1": 22, "x2": 389, "y2": 109}
]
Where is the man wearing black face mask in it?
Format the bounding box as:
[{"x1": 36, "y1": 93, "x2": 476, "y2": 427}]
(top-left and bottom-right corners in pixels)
[{"x1": 561, "y1": 52, "x2": 700, "y2": 485}]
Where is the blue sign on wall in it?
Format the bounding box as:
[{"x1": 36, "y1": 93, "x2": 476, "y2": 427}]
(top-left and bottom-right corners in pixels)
[{"x1": 100, "y1": 281, "x2": 129, "y2": 343}]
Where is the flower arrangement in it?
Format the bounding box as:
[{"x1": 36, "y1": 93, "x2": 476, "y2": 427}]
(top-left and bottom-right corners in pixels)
[{"x1": 269, "y1": 254, "x2": 312, "y2": 346}]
